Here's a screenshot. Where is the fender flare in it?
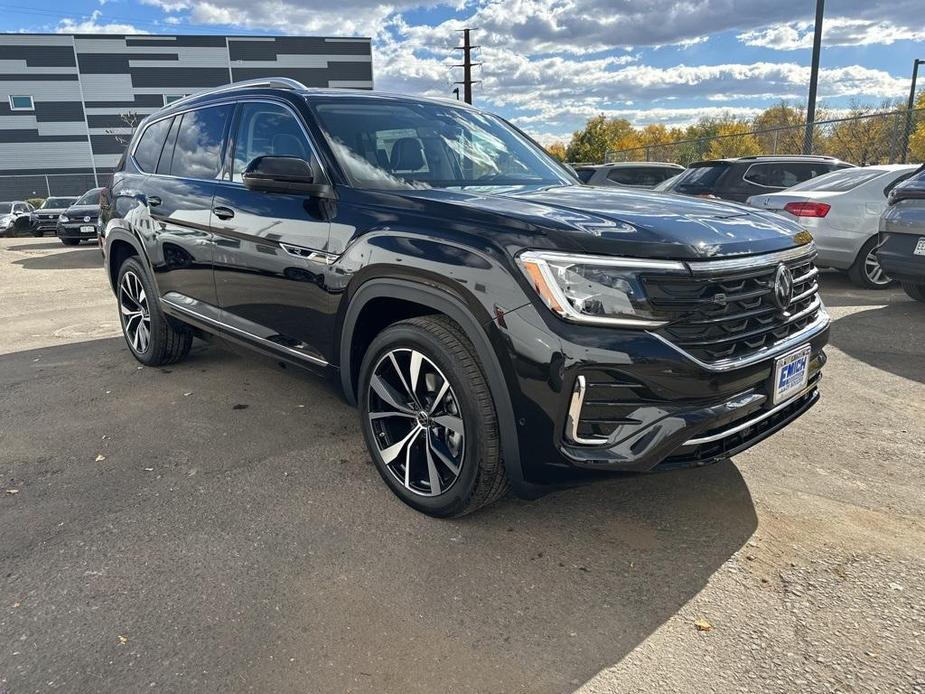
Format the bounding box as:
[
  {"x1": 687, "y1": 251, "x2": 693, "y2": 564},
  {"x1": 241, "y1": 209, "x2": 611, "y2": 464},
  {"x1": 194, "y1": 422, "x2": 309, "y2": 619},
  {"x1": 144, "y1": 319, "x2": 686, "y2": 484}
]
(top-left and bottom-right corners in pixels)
[
  {"x1": 103, "y1": 226, "x2": 150, "y2": 287},
  {"x1": 339, "y1": 278, "x2": 540, "y2": 497}
]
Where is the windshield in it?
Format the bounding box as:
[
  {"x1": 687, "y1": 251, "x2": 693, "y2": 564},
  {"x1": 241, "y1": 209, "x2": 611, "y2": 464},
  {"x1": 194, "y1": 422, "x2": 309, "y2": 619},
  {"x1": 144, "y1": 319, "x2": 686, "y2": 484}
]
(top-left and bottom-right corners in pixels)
[
  {"x1": 310, "y1": 98, "x2": 572, "y2": 191},
  {"x1": 653, "y1": 174, "x2": 681, "y2": 191},
  {"x1": 672, "y1": 163, "x2": 729, "y2": 192},
  {"x1": 0, "y1": 203, "x2": 12, "y2": 214},
  {"x1": 75, "y1": 189, "x2": 101, "y2": 206},
  {"x1": 787, "y1": 168, "x2": 884, "y2": 192},
  {"x1": 42, "y1": 197, "x2": 76, "y2": 208},
  {"x1": 575, "y1": 168, "x2": 595, "y2": 183}
]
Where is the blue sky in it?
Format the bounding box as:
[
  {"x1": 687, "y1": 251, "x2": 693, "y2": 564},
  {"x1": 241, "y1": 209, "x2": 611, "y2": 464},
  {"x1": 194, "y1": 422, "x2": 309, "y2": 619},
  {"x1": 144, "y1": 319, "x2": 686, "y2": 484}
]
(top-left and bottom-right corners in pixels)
[{"x1": 2, "y1": 0, "x2": 921, "y2": 143}]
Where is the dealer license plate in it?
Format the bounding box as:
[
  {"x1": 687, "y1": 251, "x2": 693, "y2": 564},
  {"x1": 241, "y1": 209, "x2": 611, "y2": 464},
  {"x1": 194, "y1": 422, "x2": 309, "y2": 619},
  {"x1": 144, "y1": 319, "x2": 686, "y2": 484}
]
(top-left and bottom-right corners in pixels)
[
  {"x1": 772, "y1": 345, "x2": 811, "y2": 405},
  {"x1": 80, "y1": 225, "x2": 95, "y2": 233},
  {"x1": 914, "y1": 237, "x2": 925, "y2": 256}
]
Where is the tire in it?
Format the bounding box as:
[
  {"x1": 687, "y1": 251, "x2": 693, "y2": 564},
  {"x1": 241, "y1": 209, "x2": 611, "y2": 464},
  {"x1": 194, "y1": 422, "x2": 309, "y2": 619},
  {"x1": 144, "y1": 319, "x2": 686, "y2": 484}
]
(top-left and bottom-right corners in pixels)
[
  {"x1": 848, "y1": 237, "x2": 892, "y2": 289},
  {"x1": 358, "y1": 315, "x2": 509, "y2": 517},
  {"x1": 902, "y1": 282, "x2": 925, "y2": 302},
  {"x1": 60, "y1": 238, "x2": 80, "y2": 246},
  {"x1": 116, "y1": 256, "x2": 192, "y2": 366}
]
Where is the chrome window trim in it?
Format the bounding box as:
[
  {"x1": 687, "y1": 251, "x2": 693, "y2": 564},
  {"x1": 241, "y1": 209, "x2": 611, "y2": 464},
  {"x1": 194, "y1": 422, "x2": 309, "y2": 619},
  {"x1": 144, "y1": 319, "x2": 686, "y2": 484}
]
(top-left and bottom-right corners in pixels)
[
  {"x1": 685, "y1": 243, "x2": 816, "y2": 274},
  {"x1": 161, "y1": 297, "x2": 329, "y2": 367},
  {"x1": 130, "y1": 96, "x2": 330, "y2": 187}
]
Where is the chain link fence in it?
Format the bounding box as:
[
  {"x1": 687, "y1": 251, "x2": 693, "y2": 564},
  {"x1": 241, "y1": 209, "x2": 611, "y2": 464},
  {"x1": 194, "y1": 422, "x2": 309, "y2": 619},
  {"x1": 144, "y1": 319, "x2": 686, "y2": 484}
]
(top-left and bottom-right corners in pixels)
[{"x1": 605, "y1": 107, "x2": 925, "y2": 165}]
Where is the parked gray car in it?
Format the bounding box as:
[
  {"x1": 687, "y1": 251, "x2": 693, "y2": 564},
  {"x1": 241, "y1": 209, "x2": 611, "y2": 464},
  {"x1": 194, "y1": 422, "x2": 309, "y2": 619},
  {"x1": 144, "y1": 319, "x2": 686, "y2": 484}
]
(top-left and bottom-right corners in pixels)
[
  {"x1": 878, "y1": 165, "x2": 925, "y2": 302},
  {"x1": 574, "y1": 162, "x2": 684, "y2": 188},
  {"x1": 31, "y1": 196, "x2": 78, "y2": 236}
]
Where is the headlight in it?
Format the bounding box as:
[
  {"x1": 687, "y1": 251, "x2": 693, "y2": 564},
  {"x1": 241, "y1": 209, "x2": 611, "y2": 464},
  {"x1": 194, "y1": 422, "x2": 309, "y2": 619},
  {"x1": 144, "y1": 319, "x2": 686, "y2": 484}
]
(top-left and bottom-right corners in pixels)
[
  {"x1": 59, "y1": 214, "x2": 69, "y2": 223},
  {"x1": 0, "y1": 215, "x2": 12, "y2": 227},
  {"x1": 516, "y1": 250, "x2": 686, "y2": 327}
]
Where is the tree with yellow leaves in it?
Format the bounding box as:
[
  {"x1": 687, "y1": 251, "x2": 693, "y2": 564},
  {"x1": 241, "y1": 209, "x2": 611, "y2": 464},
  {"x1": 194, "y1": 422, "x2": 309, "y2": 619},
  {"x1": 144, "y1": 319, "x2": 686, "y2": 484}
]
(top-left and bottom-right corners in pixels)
[
  {"x1": 908, "y1": 92, "x2": 925, "y2": 163},
  {"x1": 545, "y1": 142, "x2": 567, "y2": 161},
  {"x1": 705, "y1": 120, "x2": 761, "y2": 159}
]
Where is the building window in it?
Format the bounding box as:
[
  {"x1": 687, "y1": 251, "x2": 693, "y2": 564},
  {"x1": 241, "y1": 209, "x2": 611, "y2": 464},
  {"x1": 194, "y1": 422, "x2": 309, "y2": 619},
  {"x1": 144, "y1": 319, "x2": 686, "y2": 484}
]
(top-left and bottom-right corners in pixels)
[
  {"x1": 9, "y1": 95, "x2": 34, "y2": 111},
  {"x1": 163, "y1": 95, "x2": 186, "y2": 105}
]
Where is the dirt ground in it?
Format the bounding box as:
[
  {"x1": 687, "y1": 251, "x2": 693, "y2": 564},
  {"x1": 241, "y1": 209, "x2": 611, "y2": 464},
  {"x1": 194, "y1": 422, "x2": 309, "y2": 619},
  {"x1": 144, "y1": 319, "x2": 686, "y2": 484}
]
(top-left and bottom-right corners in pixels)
[{"x1": 1, "y1": 236, "x2": 923, "y2": 694}]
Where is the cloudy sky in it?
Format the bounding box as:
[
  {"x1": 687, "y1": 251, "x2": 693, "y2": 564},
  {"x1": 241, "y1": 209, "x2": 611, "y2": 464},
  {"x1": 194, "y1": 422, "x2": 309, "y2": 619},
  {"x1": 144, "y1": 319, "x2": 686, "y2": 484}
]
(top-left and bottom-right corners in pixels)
[{"x1": 4, "y1": 0, "x2": 922, "y2": 143}]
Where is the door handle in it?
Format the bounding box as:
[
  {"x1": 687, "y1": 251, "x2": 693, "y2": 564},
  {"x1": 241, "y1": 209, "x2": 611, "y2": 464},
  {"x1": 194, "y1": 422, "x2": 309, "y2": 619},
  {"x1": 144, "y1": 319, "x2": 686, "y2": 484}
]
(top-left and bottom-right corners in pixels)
[
  {"x1": 147, "y1": 195, "x2": 161, "y2": 208},
  {"x1": 213, "y1": 206, "x2": 235, "y2": 220}
]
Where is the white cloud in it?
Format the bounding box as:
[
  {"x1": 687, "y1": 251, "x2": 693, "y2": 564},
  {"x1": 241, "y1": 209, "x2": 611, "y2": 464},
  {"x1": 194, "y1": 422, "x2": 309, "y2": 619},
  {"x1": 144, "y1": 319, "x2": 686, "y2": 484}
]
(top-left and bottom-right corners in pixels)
[
  {"x1": 739, "y1": 18, "x2": 925, "y2": 50},
  {"x1": 56, "y1": 10, "x2": 147, "y2": 34}
]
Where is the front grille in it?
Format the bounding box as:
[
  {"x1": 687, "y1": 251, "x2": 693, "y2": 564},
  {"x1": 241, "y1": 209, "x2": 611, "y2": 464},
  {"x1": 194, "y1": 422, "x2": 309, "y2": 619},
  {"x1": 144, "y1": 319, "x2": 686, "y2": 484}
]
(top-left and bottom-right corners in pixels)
[{"x1": 644, "y1": 249, "x2": 820, "y2": 363}]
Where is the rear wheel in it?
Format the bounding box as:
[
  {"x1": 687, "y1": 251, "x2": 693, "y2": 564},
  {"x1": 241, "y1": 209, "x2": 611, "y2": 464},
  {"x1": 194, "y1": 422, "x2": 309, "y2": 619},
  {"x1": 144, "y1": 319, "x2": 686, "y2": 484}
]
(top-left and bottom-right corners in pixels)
[
  {"x1": 358, "y1": 315, "x2": 509, "y2": 517},
  {"x1": 848, "y1": 237, "x2": 892, "y2": 289},
  {"x1": 60, "y1": 238, "x2": 80, "y2": 246},
  {"x1": 116, "y1": 257, "x2": 192, "y2": 366},
  {"x1": 902, "y1": 282, "x2": 925, "y2": 302}
]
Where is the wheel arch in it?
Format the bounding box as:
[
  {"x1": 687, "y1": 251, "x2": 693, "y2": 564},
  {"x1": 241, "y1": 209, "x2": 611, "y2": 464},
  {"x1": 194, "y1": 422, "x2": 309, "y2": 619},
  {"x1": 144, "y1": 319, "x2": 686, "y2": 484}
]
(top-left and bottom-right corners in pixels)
[
  {"x1": 104, "y1": 227, "x2": 148, "y2": 293},
  {"x1": 339, "y1": 278, "x2": 537, "y2": 496}
]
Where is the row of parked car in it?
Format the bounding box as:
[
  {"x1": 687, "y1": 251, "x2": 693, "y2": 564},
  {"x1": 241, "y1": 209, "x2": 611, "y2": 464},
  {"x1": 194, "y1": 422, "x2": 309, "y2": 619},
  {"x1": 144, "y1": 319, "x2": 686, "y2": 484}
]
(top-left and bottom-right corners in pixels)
[
  {"x1": 0, "y1": 187, "x2": 103, "y2": 245},
  {"x1": 575, "y1": 155, "x2": 924, "y2": 294}
]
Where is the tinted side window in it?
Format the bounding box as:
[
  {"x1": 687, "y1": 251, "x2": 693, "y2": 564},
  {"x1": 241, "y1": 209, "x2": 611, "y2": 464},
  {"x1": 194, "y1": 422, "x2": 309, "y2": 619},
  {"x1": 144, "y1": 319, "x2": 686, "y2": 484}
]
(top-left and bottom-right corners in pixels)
[
  {"x1": 607, "y1": 167, "x2": 679, "y2": 186},
  {"x1": 170, "y1": 105, "x2": 232, "y2": 180},
  {"x1": 231, "y1": 102, "x2": 311, "y2": 182},
  {"x1": 133, "y1": 118, "x2": 172, "y2": 173},
  {"x1": 742, "y1": 162, "x2": 832, "y2": 189},
  {"x1": 157, "y1": 117, "x2": 181, "y2": 176}
]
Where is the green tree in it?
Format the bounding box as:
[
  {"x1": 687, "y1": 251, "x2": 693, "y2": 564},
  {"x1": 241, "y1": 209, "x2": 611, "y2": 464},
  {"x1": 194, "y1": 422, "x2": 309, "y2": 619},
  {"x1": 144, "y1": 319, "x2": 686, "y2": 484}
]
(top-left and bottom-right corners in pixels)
[{"x1": 565, "y1": 114, "x2": 638, "y2": 163}]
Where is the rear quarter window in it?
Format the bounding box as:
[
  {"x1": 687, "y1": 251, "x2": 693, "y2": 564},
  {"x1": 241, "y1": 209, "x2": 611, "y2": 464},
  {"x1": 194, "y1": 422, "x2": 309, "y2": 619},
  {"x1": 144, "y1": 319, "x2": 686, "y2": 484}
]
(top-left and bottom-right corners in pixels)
[{"x1": 133, "y1": 118, "x2": 172, "y2": 173}]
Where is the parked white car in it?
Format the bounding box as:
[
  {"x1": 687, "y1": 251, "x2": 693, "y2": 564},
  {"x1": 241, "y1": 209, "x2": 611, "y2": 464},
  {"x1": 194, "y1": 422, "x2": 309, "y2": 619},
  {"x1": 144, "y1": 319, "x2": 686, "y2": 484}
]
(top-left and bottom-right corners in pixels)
[{"x1": 747, "y1": 164, "x2": 920, "y2": 289}]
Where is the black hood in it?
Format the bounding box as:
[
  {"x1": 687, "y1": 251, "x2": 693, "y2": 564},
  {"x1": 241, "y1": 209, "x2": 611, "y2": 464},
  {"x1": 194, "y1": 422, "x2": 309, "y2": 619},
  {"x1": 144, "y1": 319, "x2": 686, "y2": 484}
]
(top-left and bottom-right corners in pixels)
[
  {"x1": 394, "y1": 184, "x2": 807, "y2": 260},
  {"x1": 64, "y1": 204, "x2": 100, "y2": 218}
]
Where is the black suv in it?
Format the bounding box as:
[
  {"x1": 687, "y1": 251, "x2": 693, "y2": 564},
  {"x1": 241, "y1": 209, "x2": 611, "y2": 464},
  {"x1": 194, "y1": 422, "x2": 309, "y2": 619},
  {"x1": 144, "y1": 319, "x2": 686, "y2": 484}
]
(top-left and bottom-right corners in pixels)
[
  {"x1": 100, "y1": 79, "x2": 830, "y2": 517},
  {"x1": 659, "y1": 155, "x2": 853, "y2": 202},
  {"x1": 879, "y1": 165, "x2": 925, "y2": 302}
]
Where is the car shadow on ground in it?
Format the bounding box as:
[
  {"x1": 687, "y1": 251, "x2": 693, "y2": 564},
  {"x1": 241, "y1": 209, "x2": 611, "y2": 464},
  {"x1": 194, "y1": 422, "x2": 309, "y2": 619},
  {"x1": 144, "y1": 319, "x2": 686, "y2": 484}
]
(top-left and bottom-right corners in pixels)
[
  {"x1": 827, "y1": 299, "x2": 925, "y2": 385},
  {"x1": 12, "y1": 246, "x2": 103, "y2": 271},
  {"x1": 0, "y1": 337, "x2": 757, "y2": 693},
  {"x1": 817, "y1": 269, "x2": 906, "y2": 308}
]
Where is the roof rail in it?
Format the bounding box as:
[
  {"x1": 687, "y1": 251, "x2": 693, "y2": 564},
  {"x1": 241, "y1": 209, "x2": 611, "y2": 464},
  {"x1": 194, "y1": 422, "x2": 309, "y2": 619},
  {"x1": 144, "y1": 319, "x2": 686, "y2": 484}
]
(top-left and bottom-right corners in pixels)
[
  {"x1": 737, "y1": 154, "x2": 838, "y2": 160},
  {"x1": 165, "y1": 77, "x2": 308, "y2": 110}
]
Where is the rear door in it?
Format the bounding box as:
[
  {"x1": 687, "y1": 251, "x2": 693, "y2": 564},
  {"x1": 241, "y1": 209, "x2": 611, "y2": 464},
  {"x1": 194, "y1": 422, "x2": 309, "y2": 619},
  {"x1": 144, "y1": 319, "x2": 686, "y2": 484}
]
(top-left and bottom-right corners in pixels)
[
  {"x1": 143, "y1": 104, "x2": 232, "y2": 315},
  {"x1": 210, "y1": 99, "x2": 332, "y2": 365}
]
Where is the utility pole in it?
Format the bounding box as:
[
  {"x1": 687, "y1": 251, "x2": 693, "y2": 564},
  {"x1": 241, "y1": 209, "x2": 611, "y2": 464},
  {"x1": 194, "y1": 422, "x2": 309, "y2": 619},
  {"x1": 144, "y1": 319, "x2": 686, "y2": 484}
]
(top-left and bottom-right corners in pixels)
[
  {"x1": 452, "y1": 28, "x2": 480, "y2": 105},
  {"x1": 902, "y1": 58, "x2": 923, "y2": 163},
  {"x1": 803, "y1": 0, "x2": 825, "y2": 154}
]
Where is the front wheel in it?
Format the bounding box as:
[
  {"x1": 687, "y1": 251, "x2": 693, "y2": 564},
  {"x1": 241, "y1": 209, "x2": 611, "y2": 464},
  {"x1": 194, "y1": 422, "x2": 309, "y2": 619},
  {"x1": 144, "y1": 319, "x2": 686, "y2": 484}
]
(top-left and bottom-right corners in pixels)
[
  {"x1": 116, "y1": 257, "x2": 192, "y2": 366},
  {"x1": 902, "y1": 282, "x2": 925, "y2": 302},
  {"x1": 358, "y1": 315, "x2": 509, "y2": 517},
  {"x1": 847, "y1": 237, "x2": 892, "y2": 289},
  {"x1": 60, "y1": 238, "x2": 80, "y2": 246}
]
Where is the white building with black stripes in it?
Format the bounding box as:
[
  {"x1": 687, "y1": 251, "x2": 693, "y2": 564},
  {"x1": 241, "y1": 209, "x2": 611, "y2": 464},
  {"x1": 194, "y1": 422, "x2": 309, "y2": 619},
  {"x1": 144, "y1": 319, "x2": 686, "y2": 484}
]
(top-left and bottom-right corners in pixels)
[{"x1": 0, "y1": 33, "x2": 373, "y2": 198}]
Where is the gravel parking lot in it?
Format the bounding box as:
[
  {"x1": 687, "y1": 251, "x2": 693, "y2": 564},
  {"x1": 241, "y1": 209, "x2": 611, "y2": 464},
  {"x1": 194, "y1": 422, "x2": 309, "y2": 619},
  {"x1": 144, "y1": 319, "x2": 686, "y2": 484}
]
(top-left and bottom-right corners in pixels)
[{"x1": 1, "y1": 236, "x2": 923, "y2": 694}]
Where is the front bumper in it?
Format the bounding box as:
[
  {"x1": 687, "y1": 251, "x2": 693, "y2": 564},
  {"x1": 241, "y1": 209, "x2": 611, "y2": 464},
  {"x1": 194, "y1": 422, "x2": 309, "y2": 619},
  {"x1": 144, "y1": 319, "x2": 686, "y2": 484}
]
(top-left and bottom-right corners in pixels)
[
  {"x1": 496, "y1": 300, "x2": 830, "y2": 483},
  {"x1": 57, "y1": 222, "x2": 99, "y2": 240},
  {"x1": 31, "y1": 217, "x2": 60, "y2": 233}
]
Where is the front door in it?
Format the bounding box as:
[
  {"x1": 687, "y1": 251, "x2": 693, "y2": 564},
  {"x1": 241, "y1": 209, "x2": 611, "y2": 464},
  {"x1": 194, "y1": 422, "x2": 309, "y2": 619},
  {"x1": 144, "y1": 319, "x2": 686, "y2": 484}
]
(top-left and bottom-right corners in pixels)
[{"x1": 211, "y1": 100, "x2": 333, "y2": 365}]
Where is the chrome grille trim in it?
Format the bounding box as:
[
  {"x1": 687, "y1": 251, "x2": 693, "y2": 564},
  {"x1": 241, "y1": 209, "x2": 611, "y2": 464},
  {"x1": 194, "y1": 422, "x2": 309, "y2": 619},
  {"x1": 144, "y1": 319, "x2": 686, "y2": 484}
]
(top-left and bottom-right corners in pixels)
[{"x1": 685, "y1": 243, "x2": 816, "y2": 274}]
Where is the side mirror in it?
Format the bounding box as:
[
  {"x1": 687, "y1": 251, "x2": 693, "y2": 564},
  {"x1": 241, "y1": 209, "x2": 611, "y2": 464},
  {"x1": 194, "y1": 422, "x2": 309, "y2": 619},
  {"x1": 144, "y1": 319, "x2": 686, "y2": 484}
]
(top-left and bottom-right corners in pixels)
[{"x1": 242, "y1": 155, "x2": 334, "y2": 198}]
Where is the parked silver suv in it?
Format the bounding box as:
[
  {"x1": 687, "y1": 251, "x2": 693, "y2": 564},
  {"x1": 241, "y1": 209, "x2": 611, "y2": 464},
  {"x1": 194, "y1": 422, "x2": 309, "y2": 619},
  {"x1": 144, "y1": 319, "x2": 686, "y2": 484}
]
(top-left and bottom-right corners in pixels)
[{"x1": 878, "y1": 165, "x2": 925, "y2": 302}]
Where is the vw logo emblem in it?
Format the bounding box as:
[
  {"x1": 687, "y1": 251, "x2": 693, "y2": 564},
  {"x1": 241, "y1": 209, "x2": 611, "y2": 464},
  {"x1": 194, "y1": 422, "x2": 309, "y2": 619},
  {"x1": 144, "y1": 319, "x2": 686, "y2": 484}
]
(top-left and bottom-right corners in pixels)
[
  {"x1": 772, "y1": 264, "x2": 794, "y2": 310},
  {"x1": 83, "y1": 216, "x2": 91, "y2": 223}
]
